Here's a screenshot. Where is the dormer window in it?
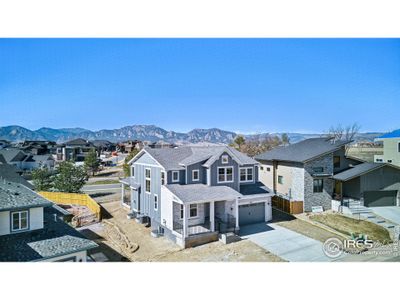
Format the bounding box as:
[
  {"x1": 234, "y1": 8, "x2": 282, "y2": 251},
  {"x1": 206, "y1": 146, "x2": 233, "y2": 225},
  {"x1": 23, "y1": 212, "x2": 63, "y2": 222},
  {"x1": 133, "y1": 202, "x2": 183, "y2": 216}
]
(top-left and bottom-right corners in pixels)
[
  {"x1": 221, "y1": 155, "x2": 229, "y2": 164},
  {"x1": 172, "y1": 171, "x2": 180, "y2": 182},
  {"x1": 11, "y1": 210, "x2": 29, "y2": 232},
  {"x1": 192, "y1": 169, "x2": 200, "y2": 182}
]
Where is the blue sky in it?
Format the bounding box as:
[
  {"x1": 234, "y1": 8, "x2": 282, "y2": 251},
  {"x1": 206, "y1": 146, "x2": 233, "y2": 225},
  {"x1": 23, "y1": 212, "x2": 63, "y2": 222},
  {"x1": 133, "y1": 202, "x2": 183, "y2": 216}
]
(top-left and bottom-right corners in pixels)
[{"x1": 0, "y1": 38, "x2": 399, "y2": 134}]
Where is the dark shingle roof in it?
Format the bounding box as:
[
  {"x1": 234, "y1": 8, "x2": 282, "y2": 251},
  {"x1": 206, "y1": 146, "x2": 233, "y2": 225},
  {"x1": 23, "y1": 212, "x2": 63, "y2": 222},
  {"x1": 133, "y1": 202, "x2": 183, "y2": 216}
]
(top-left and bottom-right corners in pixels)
[
  {"x1": 0, "y1": 163, "x2": 34, "y2": 189},
  {"x1": 240, "y1": 182, "x2": 272, "y2": 196},
  {"x1": 166, "y1": 184, "x2": 242, "y2": 203},
  {"x1": 0, "y1": 180, "x2": 51, "y2": 211},
  {"x1": 0, "y1": 206, "x2": 97, "y2": 262},
  {"x1": 254, "y1": 138, "x2": 351, "y2": 163},
  {"x1": 144, "y1": 146, "x2": 257, "y2": 171},
  {"x1": 332, "y1": 162, "x2": 396, "y2": 181}
]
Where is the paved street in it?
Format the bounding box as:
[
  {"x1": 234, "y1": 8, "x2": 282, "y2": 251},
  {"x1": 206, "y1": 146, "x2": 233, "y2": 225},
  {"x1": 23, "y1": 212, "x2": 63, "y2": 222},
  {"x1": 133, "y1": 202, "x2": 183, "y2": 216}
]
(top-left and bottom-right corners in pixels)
[
  {"x1": 82, "y1": 183, "x2": 122, "y2": 192},
  {"x1": 240, "y1": 223, "x2": 345, "y2": 262}
]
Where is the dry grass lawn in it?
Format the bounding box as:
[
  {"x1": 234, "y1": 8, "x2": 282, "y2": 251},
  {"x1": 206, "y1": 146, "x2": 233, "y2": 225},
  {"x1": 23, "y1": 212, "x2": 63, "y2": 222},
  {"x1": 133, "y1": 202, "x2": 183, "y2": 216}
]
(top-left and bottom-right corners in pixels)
[{"x1": 310, "y1": 214, "x2": 392, "y2": 243}]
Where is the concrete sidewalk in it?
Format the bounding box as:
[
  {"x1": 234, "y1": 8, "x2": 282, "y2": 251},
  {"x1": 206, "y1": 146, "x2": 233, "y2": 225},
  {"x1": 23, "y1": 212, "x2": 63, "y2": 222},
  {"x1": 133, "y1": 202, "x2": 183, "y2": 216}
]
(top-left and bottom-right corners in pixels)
[{"x1": 240, "y1": 223, "x2": 345, "y2": 262}]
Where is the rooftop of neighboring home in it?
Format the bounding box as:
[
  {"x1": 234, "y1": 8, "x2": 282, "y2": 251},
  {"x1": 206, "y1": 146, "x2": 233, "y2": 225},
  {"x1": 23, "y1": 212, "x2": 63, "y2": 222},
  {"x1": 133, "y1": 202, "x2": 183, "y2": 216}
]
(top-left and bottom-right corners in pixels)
[
  {"x1": 0, "y1": 205, "x2": 97, "y2": 262},
  {"x1": 62, "y1": 138, "x2": 94, "y2": 147},
  {"x1": 254, "y1": 137, "x2": 352, "y2": 163},
  {"x1": 0, "y1": 148, "x2": 29, "y2": 163},
  {"x1": 0, "y1": 180, "x2": 51, "y2": 211},
  {"x1": 32, "y1": 154, "x2": 54, "y2": 163},
  {"x1": 375, "y1": 129, "x2": 400, "y2": 140},
  {"x1": 92, "y1": 140, "x2": 114, "y2": 147},
  {"x1": 0, "y1": 159, "x2": 34, "y2": 189},
  {"x1": 140, "y1": 145, "x2": 258, "y2": 171},
  {"x1": 332, "y1": 162, "x2": 399, "y2": 181}
]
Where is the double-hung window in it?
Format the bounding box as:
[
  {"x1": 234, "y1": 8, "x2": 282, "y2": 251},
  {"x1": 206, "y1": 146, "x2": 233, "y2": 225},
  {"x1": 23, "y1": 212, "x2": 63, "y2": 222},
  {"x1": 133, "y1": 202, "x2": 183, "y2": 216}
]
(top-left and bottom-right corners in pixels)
[
  {"x1": 172, "y1": 171, "x2": 179, "y2": 182},
  {"x1": 180, "y1": 204, "x2": 184, "y2": 219},
  {"x1": 240, "y1": 167, "x2": 253, "y2": 182},
  {"x1": 154, "y1": 195, "x2": 158, "y2": 210},
  {"x1": 192, "y1": 169, "x2": 199, "y2": 182},
  {"x1": 161, "y1": 171, "x2": 166, "y2": 185},
  {"x1": 189, "y1": 204, "x2": 198, "y2": 218},
  {"x1": 11, "y1": 211, "x2": 28, "y2": 232},
  {"x1": 218, "y1": 167, "x2": 233, "y2": 183},
  {"x1": 145, "y1": 168, "x2": 151, "y2": 193},
  {"x1": 313, "y1": 179, "x2": 323, "y2": 193}
]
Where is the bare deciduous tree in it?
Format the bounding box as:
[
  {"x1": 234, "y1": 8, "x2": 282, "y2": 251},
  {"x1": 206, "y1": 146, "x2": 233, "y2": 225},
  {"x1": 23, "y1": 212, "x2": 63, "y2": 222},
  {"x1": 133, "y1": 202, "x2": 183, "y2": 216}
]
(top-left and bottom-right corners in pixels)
[{"x1": 326, "y1": 123, "x2": 360, "y2": 142}]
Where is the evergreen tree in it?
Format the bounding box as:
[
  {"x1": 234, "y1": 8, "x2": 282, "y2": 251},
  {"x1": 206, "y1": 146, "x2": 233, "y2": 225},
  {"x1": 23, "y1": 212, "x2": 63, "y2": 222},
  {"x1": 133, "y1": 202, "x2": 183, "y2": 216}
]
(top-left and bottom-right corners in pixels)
[
  {"x1": 123, "y1": 149, "x2": 139, "y2": 177},
  {"x1": 31, "y1": 168, "x2": 53, "y2": 191},
  {"x1": 84, "y1": 149, "x2": 100, "y2": 176},
  {"x1": 53, "y1": 161, "x2": 88, "y2": 193}
]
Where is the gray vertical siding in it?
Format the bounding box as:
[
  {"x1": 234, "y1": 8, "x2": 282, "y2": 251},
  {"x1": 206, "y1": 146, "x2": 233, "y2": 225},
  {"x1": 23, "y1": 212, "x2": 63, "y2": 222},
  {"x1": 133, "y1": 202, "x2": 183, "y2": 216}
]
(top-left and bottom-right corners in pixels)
[
  {"x1": 209, "y1": 152, "x2": 240, "y2": 191},
  {"x1": 132, "y1": 152, "x2": 162, "y2": 223},
  {"x1": 167, "y1": 170, "x2": 186, "y2": 184},
  {"x1": 186, "y1": 161, "x2": 207, "y2": 184}
]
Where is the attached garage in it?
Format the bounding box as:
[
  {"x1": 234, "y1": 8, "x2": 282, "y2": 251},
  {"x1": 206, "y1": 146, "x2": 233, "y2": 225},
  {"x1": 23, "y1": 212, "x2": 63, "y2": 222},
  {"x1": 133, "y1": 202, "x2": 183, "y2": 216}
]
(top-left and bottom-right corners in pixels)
[
  {"x1": 364, "y1": 190, "x2": 398, "y2": 207},
  {"x1": 239, "y1": 202, "x2": 265, "y2": 226}
]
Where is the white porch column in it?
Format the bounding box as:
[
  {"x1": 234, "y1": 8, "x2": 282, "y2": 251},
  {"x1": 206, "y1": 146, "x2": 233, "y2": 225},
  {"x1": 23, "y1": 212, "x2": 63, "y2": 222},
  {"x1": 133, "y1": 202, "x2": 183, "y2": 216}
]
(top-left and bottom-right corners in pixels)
[
  {"x1": 210, "y1": 201, "x2": 215, "y2": 232},
  {"x1": 121, "y1": 183, "x2": 125, "y2": 204},
  {"x1": 235, "y1": 198, "x2": 239, "y2": 229},
  {"x1": 183, "y1": 204, "x2": 188, "y2": 238}
]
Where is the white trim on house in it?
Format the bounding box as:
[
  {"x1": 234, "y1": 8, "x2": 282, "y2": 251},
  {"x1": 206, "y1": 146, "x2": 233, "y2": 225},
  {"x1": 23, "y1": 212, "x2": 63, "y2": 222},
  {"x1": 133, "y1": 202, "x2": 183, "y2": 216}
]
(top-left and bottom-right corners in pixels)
[
  {"x1": 11, "y1": 210, "x2": 29, "y2": 232},
  {"x1": 217, "y1": 166, "x2": 234, "y2": 183},
  {"x1": 192, "y1": 169, "x2": 200, "y2": 182},
  {"x1": 221, "y1": 154, "x2": 229, "y2": 164},
  {"x1": 172, "y1": 170, "x2": 180, "y2": 183},
  {"x1": 239, "y1": 166, "x2": 254, "y2": 183}
]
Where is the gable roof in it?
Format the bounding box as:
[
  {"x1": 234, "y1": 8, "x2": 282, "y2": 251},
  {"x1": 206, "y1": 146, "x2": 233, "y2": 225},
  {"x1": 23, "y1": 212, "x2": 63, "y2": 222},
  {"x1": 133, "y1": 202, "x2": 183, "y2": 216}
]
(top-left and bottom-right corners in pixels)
[
  {"x1": 375, "y1": 129, "x2": 400, "y2": 140},
  {"x1": 0, "y1": 149, "x2": 28, "y2": 163},
  {"x1": 332, "y1": 162, "x2": 399, "y2": 181},
  {"x1": 63, "y1": 138, "x2": 93, "y2": 146},
  {"x1": 254, "y1": 138, "x2": 351, "y2": 163},
  {"x1": 141, "y1": 146, "x2": 258, "y2": 171}
]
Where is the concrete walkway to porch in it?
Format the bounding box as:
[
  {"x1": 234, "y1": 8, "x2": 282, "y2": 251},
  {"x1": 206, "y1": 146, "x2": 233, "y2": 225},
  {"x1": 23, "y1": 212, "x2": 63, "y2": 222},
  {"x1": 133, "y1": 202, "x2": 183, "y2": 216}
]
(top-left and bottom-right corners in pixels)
[{"x1": 239, "y1": 223, "x2": 345, "y2": 262}]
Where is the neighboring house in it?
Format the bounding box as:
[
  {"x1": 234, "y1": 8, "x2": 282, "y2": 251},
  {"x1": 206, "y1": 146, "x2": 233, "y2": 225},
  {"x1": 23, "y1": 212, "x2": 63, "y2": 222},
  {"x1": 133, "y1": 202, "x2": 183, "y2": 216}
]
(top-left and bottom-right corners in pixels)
[
  {"x1": 0, "y1": 149, "x2": 54, "y2": 171},
  {"x1": 117, "y1": 140, "x2": 143, "y2": 153},
  {"x1": 0, "y1": 180, "x2": 97, "y2": 262},
  {"x1": 374, "y1": 129, "x2": 400, "y2": 167},
  {"x1": 0, "y1": 140, "x2": 10, "y2": 149},
  {"x1": 0, "y1": 155, "x2": 34, "y2": 189},
  {"x1": 255, "y1": 138, "x2": 362, "y2": 212},
  {"x1": 92, "y1": 140, "x2": 117, "y2": 153},
  {"x1": 55, "y1": 138, "x2": 97, "y2": 162},
  {"x1": 13, "y1": 140, "x2": 57, "y2": 155},
  {"x1": 120, "y1": 146, "x2": 273, "y2": 248},
  {"x1": 332, "y1": 162, "x2": 400, "y2": 208}
]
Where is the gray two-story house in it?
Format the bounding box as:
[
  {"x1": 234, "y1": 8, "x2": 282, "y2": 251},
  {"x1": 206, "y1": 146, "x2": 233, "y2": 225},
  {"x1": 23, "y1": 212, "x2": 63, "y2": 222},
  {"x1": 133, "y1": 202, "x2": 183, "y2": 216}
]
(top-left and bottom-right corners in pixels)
[
  {"x1": 120, "y1": 146, "x2": 273, "y2": 248},
  {"x1": 255, "y1": 137, "x2": 400, "y2": 213}
]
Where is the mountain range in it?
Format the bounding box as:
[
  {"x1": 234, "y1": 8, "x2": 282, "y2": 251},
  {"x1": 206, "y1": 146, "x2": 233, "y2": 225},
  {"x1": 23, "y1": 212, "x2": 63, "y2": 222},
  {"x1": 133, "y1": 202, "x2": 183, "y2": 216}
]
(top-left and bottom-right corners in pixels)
[{"x1": 0, "y1": 125, "x2": 384, "y2": 144}]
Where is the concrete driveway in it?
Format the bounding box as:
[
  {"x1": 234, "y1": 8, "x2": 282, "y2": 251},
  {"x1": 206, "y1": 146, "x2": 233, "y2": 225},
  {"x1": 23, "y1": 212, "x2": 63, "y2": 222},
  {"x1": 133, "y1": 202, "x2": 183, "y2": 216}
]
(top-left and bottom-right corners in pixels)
[
  {"x1": 240, "y1": 223, "x2": 344, "y2": 262},
  {"x1": 371, "y1": 207, "x2": 400, "y2": 225}
]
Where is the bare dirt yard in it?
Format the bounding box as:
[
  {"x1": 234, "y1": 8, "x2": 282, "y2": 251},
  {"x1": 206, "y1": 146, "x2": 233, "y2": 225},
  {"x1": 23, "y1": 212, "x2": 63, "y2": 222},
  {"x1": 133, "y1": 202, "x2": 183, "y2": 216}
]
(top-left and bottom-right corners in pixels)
[{"x1": 82, "y1": 200, "x2": 283, "y2": 262}]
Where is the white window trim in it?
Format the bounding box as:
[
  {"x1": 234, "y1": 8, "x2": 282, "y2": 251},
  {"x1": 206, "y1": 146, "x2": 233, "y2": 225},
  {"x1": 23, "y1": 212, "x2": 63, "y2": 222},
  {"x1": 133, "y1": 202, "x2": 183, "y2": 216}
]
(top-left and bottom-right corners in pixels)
[
  {"x1": 278, "y1": 175, "x2": 284, "y2": 185},
  {"x1": 180, "y1": 204, "x2": 184, "y2": 220},
  {"x1": 192, "y1": 169, "x2": 200, "y2": 182},
  {"x1": 145, "y1": 168, "x2": 151, "y2": 194},
  {"x1": 172, "y1": 171, "x2": 180, "y2": 183},
  {"x1": 221, "y1": 154, "x2": 229, "y2": 164},
  {"x1": 217, "y1": 166, "x2": 234, "y2": 183},
  {"x1": 11, "y1": 210, "x2": 29, "y2": 232},
  {"x1": 239, "y1": 167, "x2": 254, "y2": 183},
  {"x1": 154, "y1": 194, "x2": 158, "y2": 211}
]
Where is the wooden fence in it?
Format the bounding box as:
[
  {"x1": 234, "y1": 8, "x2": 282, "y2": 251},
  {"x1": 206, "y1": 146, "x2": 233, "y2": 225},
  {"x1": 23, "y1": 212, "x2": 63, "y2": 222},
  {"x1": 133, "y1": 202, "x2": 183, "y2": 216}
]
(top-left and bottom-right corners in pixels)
[
  {"x1": 272, "y1": 196, "x2": 303, "y2": 214},
  {"x1": 38, "y1": 191, "x2": 101, "y2": 220}
]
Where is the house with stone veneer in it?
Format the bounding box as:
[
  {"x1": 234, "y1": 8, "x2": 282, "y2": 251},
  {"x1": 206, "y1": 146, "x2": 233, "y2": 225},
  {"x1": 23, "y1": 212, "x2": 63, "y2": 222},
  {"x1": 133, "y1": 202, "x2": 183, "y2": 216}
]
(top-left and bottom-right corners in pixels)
[
  {"x1": 255, "y1": 137, "x2": 400, "y2": 212},
  {"x1": 0, "y1": 180, "x2": 97, "y2": 262},
  {"x1": 120, "y1": 145, "x2": 273, "y2": 248}
]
